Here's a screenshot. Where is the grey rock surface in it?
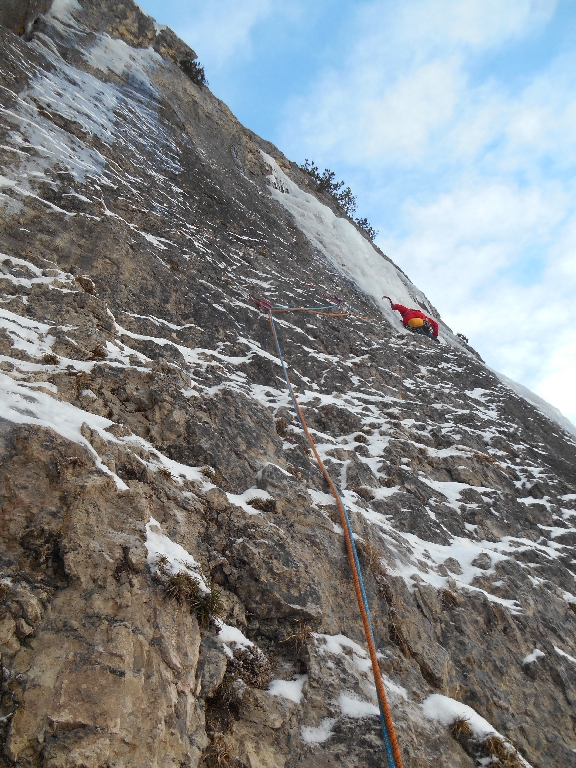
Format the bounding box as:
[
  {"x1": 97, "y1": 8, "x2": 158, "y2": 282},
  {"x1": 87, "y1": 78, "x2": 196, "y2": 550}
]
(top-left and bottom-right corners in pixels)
[
  {"x1": 0, "y1": 0, "x2": 53, "y2": 37},
  {"x1": 0, "y1": 1, "x2": 575, "y2": 767}
]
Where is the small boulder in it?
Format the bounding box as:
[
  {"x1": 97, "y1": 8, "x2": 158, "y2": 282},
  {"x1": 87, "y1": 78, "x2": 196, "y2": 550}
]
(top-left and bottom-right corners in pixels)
[
  {"x1": 443, "y1": 557, "x2": 463, "y2": 575},
  {"x1": 197, "y1": 634, "x2": 229, "y2": 698},
  {"x1": 471, "y1": 552, "x2": 492, "y2": 570}
]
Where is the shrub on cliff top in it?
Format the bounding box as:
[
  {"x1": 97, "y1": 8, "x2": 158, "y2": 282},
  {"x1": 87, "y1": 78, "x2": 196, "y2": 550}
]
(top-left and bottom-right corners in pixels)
[
  {"x1": 300, "y1": 159, "x2": 379, "y2": 240},
  {"x1": 179, "y1": 57, "x2": 208, "y2": 86}
]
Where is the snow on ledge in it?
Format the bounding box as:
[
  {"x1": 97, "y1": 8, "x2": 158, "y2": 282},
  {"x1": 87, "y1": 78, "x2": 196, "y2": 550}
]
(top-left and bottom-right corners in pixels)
[
  {"x1": 214, "y1": 620, "x2": 254, "y2": 659},
  {"x1": 522, "y1": 648, "x2": 545, "y2": 664},
  {"x1": 0, "y1": 371, "x2": 128, "y2": 490},
  {"x1": 338, "y1": 692, "x2": 379, "y2": 718},
  {"x1": 145, "y1": 517, "x2": 208, "y2": 592},
  {"x1": 422, "y1": 694, "x2": 533, "y2": 767},
  {"x1": 555, "y1": 646, "x2": 576, "y2": 665},
  {"x1": 314, "y1": 633, "x2": 372, "y2": 674},
  {"x1": 268, "y1": 675, "x2": 308, "y2": 704},
  {"x1": 422, "y1": 693, "x2": 498, "y2": 739}
]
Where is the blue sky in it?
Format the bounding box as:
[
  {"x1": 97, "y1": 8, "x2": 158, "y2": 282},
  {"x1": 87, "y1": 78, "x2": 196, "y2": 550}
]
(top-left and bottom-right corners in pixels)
[{"x1": 138, "y1": 0, "x2": 576, "y2": 425}]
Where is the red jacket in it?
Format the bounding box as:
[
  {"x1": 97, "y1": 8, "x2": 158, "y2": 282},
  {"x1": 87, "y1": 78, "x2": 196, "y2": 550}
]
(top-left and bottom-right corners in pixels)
[{"x1": 391, "y1": 303, "x2": 439, "y2": 338}]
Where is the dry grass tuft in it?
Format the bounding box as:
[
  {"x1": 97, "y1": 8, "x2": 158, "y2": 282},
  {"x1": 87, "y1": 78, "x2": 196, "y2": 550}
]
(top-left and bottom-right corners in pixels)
[
  {"x1": 448, "y1": 721, "x2": 524, "y2": 766},
  {"x1": 449, "y1": 716, "x2": 472, "y2": 740},
  {"x1": 247, "y1": 497, "x2": 277, "y2": 514},
  {"x1": 195, "y1": 586, "x2": 224, "y2": 627},
  {"x1": 76, "y1": 276, "x2": 95, "y2": 293},
  {"x1": 155, "y1": 554, "x2": 169, "y2": 572},
  {"x1": 275, "y1": 417, "x2": 302, "y2": 446},
  {"x1": 441, "y1": 589, "x2": 459, "y2": 610},
  {"x1": 356, "y1": 538, "x2": 382, "y2": 571},
  {"x1": 281, "y1": 620, "x2": 313, "y2": 657},
  {"x1": 205, "y1": 735, "x2": 232, "y2": 767},
  {"x1": 474, "y1": 452, "x2": 498, "y2": 465},
  {"x1": 356, "y1": 538, "x2": 395, "y2": 605},
  {"x1": 165, "y1": 570, "x2": 201, "y2": 605},
  {"x1": 275, "y1": 417, "x2": 288, "y2": 436},
  {"x1": 228, "y1": 646, "x2": 273, "y2": 689},
  {"x1": 480, "y1": 735, "x2": 524, "y2": 766},
  {"x1": 206, "y1": 645, "x2": 273, "y2": 736},
  {"x1": 156, "y1": 556, "x2": 223, "y2": 626},
  {"x1": 90, "y1": 345, "x2": 107, "y2": 360},
  {"x1": 157, "y1": 467, "x2": 173, "y2": 480},
  {"x1": 204, "y1": 733, "x2": 246, "y2": 768},
  {"x1": 41, "y1": 353, "x2": 59, "y2": 365},
  {"x1": 482, "y1": 735, "x2": 508, "y2": 759},
  {"x1": 351, "y1": 485, "x2": 374, "y2": 501}
]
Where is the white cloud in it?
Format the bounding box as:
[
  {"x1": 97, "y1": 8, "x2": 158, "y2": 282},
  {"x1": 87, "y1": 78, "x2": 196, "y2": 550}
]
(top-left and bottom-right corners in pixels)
[
  {"x1": 176, "y1": 0, "x2": 276, "y2": 67},
  {"x1": 389, "y1": 0, "x2": 557, "y2": 51},
  {"x1": 283, "y1": 56, "x2": 465, "y2": 166},
  {"x1": 382, "y1": 181, "x2": 567, "y2": 305},
  {"x1": 361, "y1": 59, "x2": 463, "y2": 161},
  {"x1": 280, "y1": 0, "x2": 571, "y2": 170},
  {"x1": 383, "y1": 191, "x2": 576, "y2": 422},
  {"x1": 535, "y1": 339, "x2": 576, "y2": 421}
]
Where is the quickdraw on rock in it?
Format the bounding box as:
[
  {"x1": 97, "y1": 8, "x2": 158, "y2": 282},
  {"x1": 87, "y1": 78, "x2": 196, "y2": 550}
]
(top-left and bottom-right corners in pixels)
[
  {"x1": 251, "y1": 295, "x2": 404, "y2": 768},
  {"x1": 320, "y1": 291, "x2": 347, "y2": 307},
  {"x1": 249, "y1": 296, "x2": 273, "y2": 313}
]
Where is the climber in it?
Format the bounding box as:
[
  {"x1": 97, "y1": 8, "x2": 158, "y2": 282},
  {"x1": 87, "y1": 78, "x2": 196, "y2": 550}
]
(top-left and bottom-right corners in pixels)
[{"x1": 383, "y1": 296, "x2": 439, "y2": 341}]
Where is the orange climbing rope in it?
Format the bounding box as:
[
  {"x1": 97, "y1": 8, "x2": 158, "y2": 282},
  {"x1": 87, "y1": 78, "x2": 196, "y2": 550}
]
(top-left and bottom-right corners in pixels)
[
  {"x1": 249, "y1": 296, "x2": 373, "y2": 322},
  {"x1": 252, "y1": 295, "x2": 404, "y2": 768},
  {"x1": 271, "y1": 306, "x2": 349, "y2": 317}
]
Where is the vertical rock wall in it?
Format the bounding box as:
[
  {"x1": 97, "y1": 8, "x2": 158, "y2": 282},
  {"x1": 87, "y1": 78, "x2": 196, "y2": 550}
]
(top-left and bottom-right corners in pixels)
[{"x1": 0, "y1": 1, "x2": 575, "y2": 767}]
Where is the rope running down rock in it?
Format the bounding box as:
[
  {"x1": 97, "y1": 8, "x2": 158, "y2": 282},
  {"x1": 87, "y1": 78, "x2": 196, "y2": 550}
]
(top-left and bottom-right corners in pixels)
[{"x1": 252, "y1": 296, "x2": 404, "y2": 768}]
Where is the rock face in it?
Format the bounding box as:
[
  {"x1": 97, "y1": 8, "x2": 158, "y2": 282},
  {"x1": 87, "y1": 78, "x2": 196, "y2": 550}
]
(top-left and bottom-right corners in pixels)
[
  {"x1": 0, "y1": 0, "x2": 53, "y2": 37},
  {"x1": 0, "y1": 2, "x2": 575, "y2": 767}
]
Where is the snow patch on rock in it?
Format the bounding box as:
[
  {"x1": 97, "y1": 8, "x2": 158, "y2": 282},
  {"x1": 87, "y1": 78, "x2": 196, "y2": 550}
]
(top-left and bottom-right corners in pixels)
[{"x1": 268, "y1": 675, "x2": 308, "y2": 704}]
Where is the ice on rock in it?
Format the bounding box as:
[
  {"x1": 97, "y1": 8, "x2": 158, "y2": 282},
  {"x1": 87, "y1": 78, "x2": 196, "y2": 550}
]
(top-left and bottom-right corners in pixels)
[
  {"x1": 301, "y1": 718, "x2": 337, "y2": 744},
  {"x1": 263, "y1": 153, "x2": 438, "y2": 335},
  {"x1": 338, "y1": 692, "x2": 379, "y2": 718}
]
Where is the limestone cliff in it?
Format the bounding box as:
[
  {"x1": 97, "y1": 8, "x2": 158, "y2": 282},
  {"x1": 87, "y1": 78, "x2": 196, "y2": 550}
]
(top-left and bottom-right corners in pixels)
[{"x1": 0, "y1": 2, "x2": 575, "y2": 766}]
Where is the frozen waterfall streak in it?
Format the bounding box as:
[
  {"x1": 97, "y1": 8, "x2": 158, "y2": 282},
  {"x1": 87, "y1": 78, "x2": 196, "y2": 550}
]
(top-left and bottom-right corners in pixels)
[{"x1": 265, "y1": 308, "x2": 403, "y2": 768}]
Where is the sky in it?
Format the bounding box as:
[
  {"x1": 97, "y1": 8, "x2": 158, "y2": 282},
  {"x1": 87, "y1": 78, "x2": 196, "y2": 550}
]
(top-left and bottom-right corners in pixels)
[{"x1": 138, "y1": 0, "x2": 576, "y2": 425}]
